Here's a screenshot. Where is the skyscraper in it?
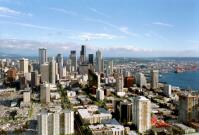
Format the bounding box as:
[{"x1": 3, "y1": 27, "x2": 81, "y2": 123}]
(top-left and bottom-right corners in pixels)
[
  {"x1": 39, "y1": 48, "x2": 47, "y2": 65},
  {"x1": 95, "y1": 50, "x2": 103, "y2": 73},
  {"x1": 116, "y1": 74, "x2": 124, "y2": 92},
  {"x1": 40, "y1": 63, "x2": 49, "y2": 83},
  {"x1": 164, "y1": 84, "x2": 172, "y2": 97},
  {"x1": 37, "y1": 110, "x2": 74, "y2": 135},
  {"x1": 88, "y1": 54, "x2": 94, "y2": 65},
  {"x1": 70, "y1": 50, "x2": 77, "y2": 72},
  {"x1": 37, "y1": 112, "x2": 48, "y2": 135},
  {"x1": 133, "y1": 96, "x2": 151, "y2": 134},
  {"x1": 179, "y1": 92, "x2": 199, "y2": 124},
  {"x1": 40, "y1": 83, "x2": 50, "y2": 104},
  {"x1": 49, "y1": 57, "x2": 56, "y2": 84},
  {"x1": 120, "y1": 102, "x2": 132, "y2": 125},
  {"x1": 151, "y1": 70, "x2": 159, "y2": 90},
  {"x1": 108, "y1": 60, "x2": 113, "y2": 75},
  {"x1": 48, "y1": 112, "x2": 60, "y2": 135},
  {"x1": 136, "y1": 73, "x2": 147, "y2": 88},
  {"x1": 19, "y1": 58, "x2": 29, "y2": 74},
  {"x1": 60, "y1": 110, "x2": 74, "y2": 135},
  {"x1": 80, "y1": 45, "x2": 86, "y2": 64},
  {"x1": 56, "y1": 54, "x2": 63, "y2": 78},
  {"x1": 31, "y1": 71, "x2": 40, "y2": 88}
]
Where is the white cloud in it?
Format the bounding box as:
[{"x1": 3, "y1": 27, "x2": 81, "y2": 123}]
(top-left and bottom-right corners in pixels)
[
  {"x1": 0, "y1": 20, "x2": 71, "y2": 32},
  {"x1": 0, "y1": 6, "x2": 20, "y2": 15},
  {"x1": 119, "y1": 26, "x2": 138, "y2": 36},
  {"x1": 84, "y1": 18, "x2": 138, "y2": 36},
  {"x1": 77, "y1": 32, "x2": 123, "y2": 41},
  {"x1": 0, "y1": 6, "x2": 32, "y2": 16},
  {"x1": 0, "y1": 38, "x2": 79, "y2": 53},
  {"x1": 89, "y1": 8, "x2": 109, "y2": 18},
  {"x1": 1, "y1": 38, "x2": 199, "y2": 57},
  {"x1": 90, "y1": 45, "x2": 153, "y2": 52},
  {"x1": 152, "y1": 22, "x2": 174, "y2": 27},
  {"x1": 50, "y1": 7, "x2": 78, "y2": 16},
  {"x1": 145, "y1": 31, "x2": 167, "y2": 40},
  {"x1": 0, "y1": 14, "x2": 17, "y2": 18}
]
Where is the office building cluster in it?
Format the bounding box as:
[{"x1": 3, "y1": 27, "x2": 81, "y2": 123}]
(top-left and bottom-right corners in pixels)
[{"x1": 0, "y1": 45, "x2": 198, "y2": 135}]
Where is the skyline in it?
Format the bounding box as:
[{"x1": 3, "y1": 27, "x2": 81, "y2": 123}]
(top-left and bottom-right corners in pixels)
[{"x1": 0, "y1": 0, "x2": 199, "y2": 57}]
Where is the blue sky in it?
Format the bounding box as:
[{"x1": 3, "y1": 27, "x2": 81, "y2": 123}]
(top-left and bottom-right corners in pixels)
[{"x1": 0, "y1": 0, "x2": 199, "y2": 57}]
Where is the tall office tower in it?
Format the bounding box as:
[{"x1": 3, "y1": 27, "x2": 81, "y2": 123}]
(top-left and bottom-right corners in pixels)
[
  {"x1": 19, "y1": 76, "x2": 27, "y2": 90},
  {"x1": 88, "y1": 69, "x2": 99, "y2": 88},
  {"x1": 66, "y1": 59, "x2": 72, "y2": 73},
  {"x1": 88, "y1": 54, "x2": 94, "y2": 65},
  {"x1": 97, "y1": 73, "x2": 101, "y2": 89},
  {"x1": 40, "y1": 63, "x2": 49, "y2": 83},
  {"x1": 55, "y1": 63, "x2": 59, "y2": 80},
  {"x1": 136, "y1": 73, "x2": 147, "y2": 88},
  {"x1": 80, "y1": 45, "x2": 86, "y2": 64},
  {"x1": 96, "y1": 89, "x2": 104, "y2": 100},
  {"x1": 151, "y1": 70, "x2": 159, "y2": 90},
  {"x1": 70, "y1": 50, "x2": 77, "y2": 72},
  {"x1": 40, "y1": 83, "x2": 50, "y2": 103},
  {"x1": 7, "y1": 68, "x2": 17, "y2": 82},
  {"x1": 37, "y1": 112, "x2": 48, "y2": 135},
  {"x1": 60, "y1": 110, "x2": 74, "y2": 135},
  {"x1": 179, "y1": 92, "x2": 199, "y2": 124},
  {"x1": 116, "y1": 74, "x2": 124, "y2": 92},
  {"x1": 95, "y1": 50, "x2": 103, "y2": 73},
  {"x1": 133, "y1": 96, "x2": 151, "y2": 134},
  {"x1": 108, "y1": 60, "x2": 113, "y2": 75},
  {"x1": 39, "y1": 48, "x2": 47, "y2": 65},
  {"x1": 56, "y1": 54, "x2": 63, "y2": 78},
  {"x1": 31, "y1": 71, "x2": 40, "y2": 87},
  {"x1": 19, "y1": 58, "x2": 29, "y2": 73},
  {"x1": 164, "y1": 84, "x2": 172, "y2": 97},
  {"x1": 49, "y1": 57, "x2": 56, "y2": 84},
  {"x1": 120, "y1": 102, "x2": 133, "y2": 125},
  {"x1": 101, "y1": 58, "x2": 104, "y2": 73}
]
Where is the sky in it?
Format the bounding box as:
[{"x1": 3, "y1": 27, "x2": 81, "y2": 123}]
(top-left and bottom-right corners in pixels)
[{"x1": 0, "y1": 0, "x2": 199, "y2": 57}]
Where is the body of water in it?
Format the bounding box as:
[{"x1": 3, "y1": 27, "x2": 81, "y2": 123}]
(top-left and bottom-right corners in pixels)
[{"x1": 160, "y1": 70, "x2": 199, "y2": 91}]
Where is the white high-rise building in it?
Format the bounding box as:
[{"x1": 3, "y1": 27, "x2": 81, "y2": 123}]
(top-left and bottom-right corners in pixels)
[
  {"x1": 39, "y1": 48, "x2": 47, "y2": 65},
  {"x1": 70, "y1": 50, "x2": 77, "y2": 72},
  {"x1": 19, "y1": 58, "x2": 29, "y2": 73},
  {"x1": 49, "y1": 57, "x2": 56, "y2": 84},
  {"x1": 136, "y1": 73, "x2": 147, "y2": 88},
  {"x1": 116, "y1": 74, "x2": 123, "y2": 92},
  {"x1": 97, "y1": 73, "x2": 101, "y2": 89},
  {"x1": 40, "y1": 63, "x2": 49, "y2": 83},
  {"x1": 133, "y1": 96, "x2": 151, "y2": 134},
  {"x1": 95, "y1": 50, "x2": 103, "y2": 73},
  {"x1": 40, "y1": 83, "x2": 50, "y2": 104},
  {"x1": 96, "y1": 89, "x2": 104, "y2": 100},
  {"x1": 48, "y1": 113, "x2": 60, "y2": 135},
  {"x1": 164, "y1": 84, "x2": 172, "y2": 97},
  {"x1": 61, "y1": 110, "x2": 74, "y2": 135},
  {"x1": 151, "y1": 70, "x2": 159, "y2": 89},
  {"x1": 37, "y1": 110, "x2": 74, "y2": 135},
  {"x1": 37, "y1": 112, "x2": 48, "y2": 135},
  {"x1": 56, "y1": 54, "x2": 63, "y2": 78},
  {"x1": 107, "y1": 60, "x2": 113, "y2": 75}
]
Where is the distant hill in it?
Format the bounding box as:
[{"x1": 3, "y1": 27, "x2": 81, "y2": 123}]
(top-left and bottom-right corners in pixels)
[{"x1": 0, "y1": 52, "x2": 22, "y2": 58}]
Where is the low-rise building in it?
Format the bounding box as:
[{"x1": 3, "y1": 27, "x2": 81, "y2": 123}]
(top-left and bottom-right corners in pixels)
[{"x1": 78, "y1": 105, "x2": 112, "y2": 124}]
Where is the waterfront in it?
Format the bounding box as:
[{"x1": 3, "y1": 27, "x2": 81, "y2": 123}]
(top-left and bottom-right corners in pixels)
[{"x1": 160, "y1": 70, "x2": 199, "y2": 91}]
